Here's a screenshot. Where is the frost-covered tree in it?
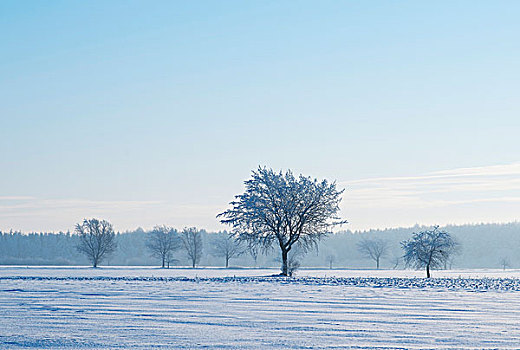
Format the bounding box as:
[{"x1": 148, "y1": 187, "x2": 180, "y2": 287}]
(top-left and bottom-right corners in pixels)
[
  {"x1": 357, "y1": 238, "x2": 389, "y2": 269},
  {"x1": 181, "y1": 227, "x2": 203, "y2": 268},
  {"x1": 218, "y1": 167, "x2": 347, "y2": 276},
  {"x1": 401, "y1": 226, "x2": 459, "y2": 278},
  {"x1": 146, "y1": 225, "x2": 180, "y2": 268},
  {"x1": 211, "y1": 232, "x2": 244, "y2": 268},
  {"x1": 75, "y1": 218, "x2": 117, "y2": 268}
]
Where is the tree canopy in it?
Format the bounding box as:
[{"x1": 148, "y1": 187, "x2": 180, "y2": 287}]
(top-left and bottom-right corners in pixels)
[
  {"x1": 401, "y1": 226, "x2": 459, "y2": 278},
  {"x1": 218, "y1": 167, "x2": 346, "y2": 276},
  {"x1": 146, "y1": 225, "x2": 180, "y2": 268},
  {"x1": 357, "y1": 238, "x2": 389, "y2": 269},
  {"x1": 75, "y1": 218, "x2": 117, "y2": 268}
]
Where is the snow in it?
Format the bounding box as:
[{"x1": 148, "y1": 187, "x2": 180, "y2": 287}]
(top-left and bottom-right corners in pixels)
[
  {"x1": 3, "y1": 266, "x2": 520, "y2": 279},
  {"x1": 1, "y1": 267, "x2": 520, "y2": 349}
]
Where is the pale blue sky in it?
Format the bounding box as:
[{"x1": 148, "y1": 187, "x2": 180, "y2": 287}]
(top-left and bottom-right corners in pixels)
[{"x1": 1, "y1": 1, "x2": 519, "y2": 232}]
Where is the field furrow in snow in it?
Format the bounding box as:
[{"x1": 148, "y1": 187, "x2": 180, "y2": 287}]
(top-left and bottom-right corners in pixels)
[{"x1": 1, "y1": 270, "x2": 520, "y2": 349}]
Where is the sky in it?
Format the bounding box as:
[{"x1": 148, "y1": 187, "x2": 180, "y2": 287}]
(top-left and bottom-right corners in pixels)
[{"x1": 1, "y1": 1, "x2": 519, "y2": 233}]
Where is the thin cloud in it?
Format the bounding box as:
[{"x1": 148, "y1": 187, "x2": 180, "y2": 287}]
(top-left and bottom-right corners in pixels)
[
  {"x1": 0, "y1": 198, "x2": 162, "y2": 212},
  {"x1": 0, "y1": 197, "x2": 224, "y2": 232},
  {"x1": 345, "y1": 162, "x2": 520, "y2": 186},
  {"x1": 341, "y1": 162, "x2": 520, "y2": 229},
  {"x1": 0, "y1": 196, "x2": 36, "y2": 201}
]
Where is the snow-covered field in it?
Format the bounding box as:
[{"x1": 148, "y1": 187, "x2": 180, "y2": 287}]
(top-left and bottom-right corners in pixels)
[
  {"x1": 3, "y1": 266, "x2": 520, "y2": 279},
  {"x1": 2, "y1": 267, "x2": 520, "y2": 349}
]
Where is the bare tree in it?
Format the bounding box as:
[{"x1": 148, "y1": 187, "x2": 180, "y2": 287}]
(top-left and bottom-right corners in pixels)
[
  {"x1": 401, "y1": 226, "x2": 459, "y2": 278},
  {"x1": 500, "y1": 257, "x2": 510, "y2": 271},
  {"x1": 75, "y1": 218, "x2": 117, "y2": 268},
  {"x1": 181, "y1": 227, "x2": 203, "y2": 268},
  {"x1": 325, "y1": 254, "x2": 335, "y2": 269},
  {"x1": 357, "y1": 238, "x2": 389, "y2": 269},
  {"x1": 218, "y1": 167, "x2": 347, "y2": 276},
  {"x1": 211, "y1": 232, "x2": 245, "y2": 268},
  {"x1": 146, "y1": 225, "x2": 180, "y2": 268}
]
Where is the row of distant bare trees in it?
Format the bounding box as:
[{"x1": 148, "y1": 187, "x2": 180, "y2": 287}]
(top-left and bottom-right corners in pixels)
[
  {"x1": 74, "y1": 219, "x2": 459, "y2": 278},
  {"x1": 145, "y1": 226, "x2": 245, "y2": 268},
  {"x1": 144, "y1": 226, "x2": 203, "y2": 268},
  {"x1": 75, "y1": 219, "x2": 244, "y2": 268},
  {"x1": 143, "y1": 226, "x2": 249, "y2": 268}
]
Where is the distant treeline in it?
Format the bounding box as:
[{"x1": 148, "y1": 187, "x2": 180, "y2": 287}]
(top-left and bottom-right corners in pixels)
[{"x1": 0, "y1": 222, "x2": 519, "y2": 269}]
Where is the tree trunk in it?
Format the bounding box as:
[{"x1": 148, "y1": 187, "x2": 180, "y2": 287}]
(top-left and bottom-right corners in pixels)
[
  {"x1": 225, "y1": 257, "x2": 229, "y2": 268},
  {"x1": 192, "y1": 259, "x2": 196, "y2": 268},
  {"x1": 376, "y1": 258, "x2": 380, "y2": 270},
  {"x1": 281, "y1": 250, "x2": 288, "y2": 276},
  {"x1": 426, "y1": 264, "x2": 431, "y2": 278},
  {"x1": 162, "y1": 256, "x2": 165, "y2": 268}
]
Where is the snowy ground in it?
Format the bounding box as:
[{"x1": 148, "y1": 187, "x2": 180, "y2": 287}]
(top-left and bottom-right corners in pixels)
[
  {"x1": 3, "y1": 266, "x2": 520, "y2": 279},
  {"x1": 1, "y1": 267, "x2": 520, "y2": 349}
]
